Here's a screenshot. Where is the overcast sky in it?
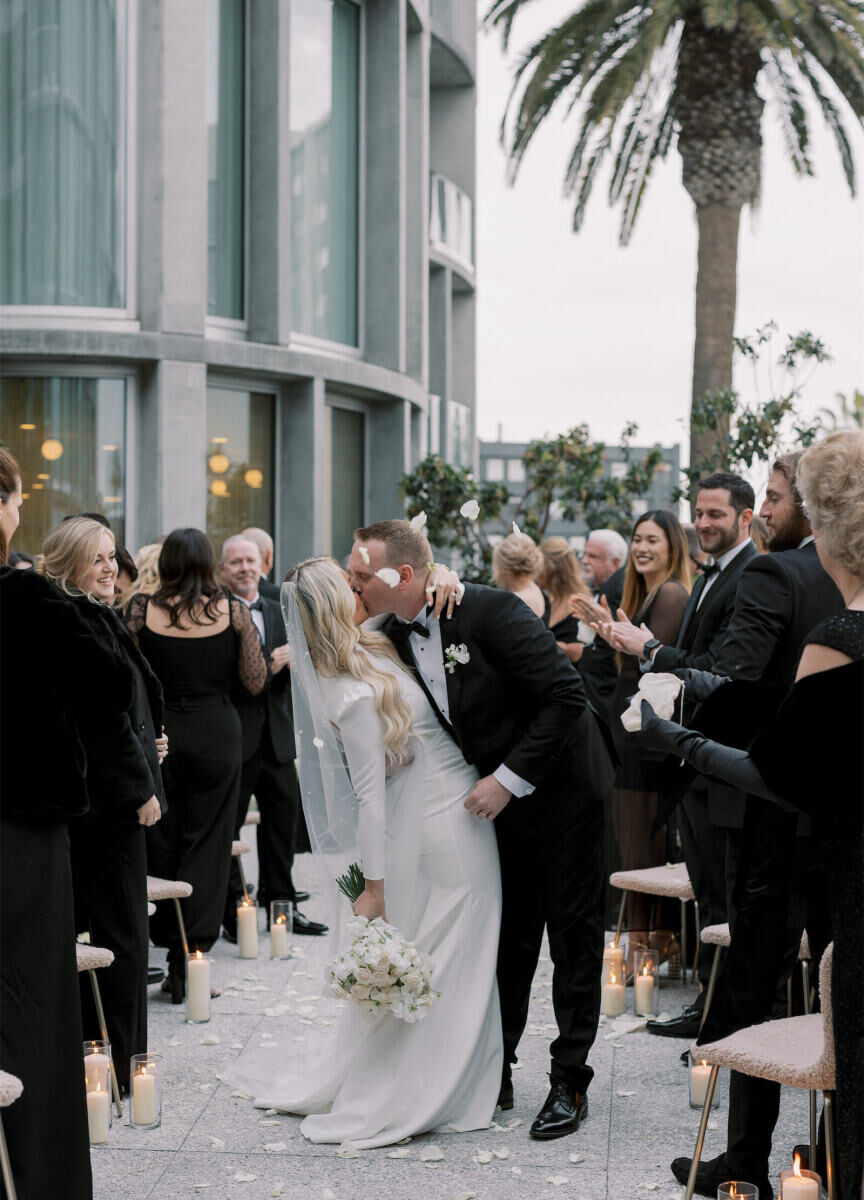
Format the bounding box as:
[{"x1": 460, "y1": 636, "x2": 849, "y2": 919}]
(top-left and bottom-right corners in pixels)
[{"x1": 474, "y1": 3, "x2": 864, "y2": 470}]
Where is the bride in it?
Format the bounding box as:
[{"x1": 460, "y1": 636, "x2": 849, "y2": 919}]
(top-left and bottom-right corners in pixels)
[{"x1": 237, "y1": 556, "x2": 502, "y2": 1148}]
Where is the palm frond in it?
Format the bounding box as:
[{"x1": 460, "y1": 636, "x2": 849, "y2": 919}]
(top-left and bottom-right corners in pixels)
[
  {"x1": 569, "y1": 125, "x2": 614, "y2": 231},
  {"x1": 618, "y1": 95, "x2": 679, "y2": 242},
  {"x1": 797, "y1": 54, "x2": 858, "y2": 191},
  {"x1": 761, "y1": 50, "x2": 814, "y2": 177}
]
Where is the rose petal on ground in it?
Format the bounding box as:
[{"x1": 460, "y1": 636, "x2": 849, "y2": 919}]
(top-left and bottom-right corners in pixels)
[
  {"x1": 424, "y1": 1163, "x2": 440, "y2": 1171},
  {"x1": 208, "y1": 1137, "x2": 225, "y2": 1150},
  {"x1": 194, "y1": 1185, "x2": 212, "y2": 1190},
  {"x1": 546, "y1": 1176, "x2": 569, "y2": 1186},
  {"x1": 233, "y1": 1174, "x2": 257, "y2": 1183},
  {"x1": 260, "y1": 1120, "x2": 282, "y2": 1127},
  {"x1": 386, "y1": 1149, "x2": 411, "y2": 1159},
  {"x1": 263, "y1": 1142, "x2": 287, "y2": 1152},
  {"x1": 641, "y1": 1185, "x2": 661, "y2": 1191},
  {"x1": 231, "y1": 1090, "x2": 252, "y2": 1099},
  {"x1": 167, "y1": 1037, "x2": 180, "y2": 1047},
  {"x1": 493, "y1": 1147, "x2": 511, "y2": 1160},
  {"x1": 335, "y1": 1141, "x2": 360, "y2": 1159},
  {"x1": 505, "y1": 1118, "x2": 523, "y2": 1129},
  {"x1": 420, "y1": 1144, "x2": 444, "y2": 1161},
  {"x1": 569, "y1": 1152, "x2": 584, "y2": 1163},
  {"x1": 472, "y1": 1151, "x2": 493, "y2": 1165},
  {"x1": 707, "y1": 1119, "x2": 719, "y2": 1130},
  {"x1": 617, "y1": 1089, "x2": 636, "y2": 1097},
  {"x1": 271, "y1": 1188, "x2": 283, "y2": 1198},
  {"x1": 511, "y1": 1166, "x2": 522, "y2": 1176},
  {"x1": 396, "y1": 1136, "x2": 412, "y2": 1144},
  {"x1": 264, "y1": 1109, "x2": 279, "y2": 1116},
  {"x1": 321, "y1": 1190, "x2": 338, "y2": 1200},
  {"x1": 200, "y1": 1035, "x2": 220, "y2": 1045},
  {"x1": 230, "y1": 1042, "x2": 244, "y2": 1050},
  {"x1": 454, "y1": 1193, "x2": 478, "y2": 1199}
]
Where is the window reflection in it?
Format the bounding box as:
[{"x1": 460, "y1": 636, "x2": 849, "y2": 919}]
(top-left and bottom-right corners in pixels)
[
  {"x1": 207, "y1": 0, "x2": 245, "y2": 319},
  {"x1": 330, "y1": 406, "x2": 364, "y2": 561},
  {"x1": 206, "y1": 388, "x2": 275, "y2": 554},
  {"x1": 0, "y1": 377, "x2": 126, "y2": 551}
]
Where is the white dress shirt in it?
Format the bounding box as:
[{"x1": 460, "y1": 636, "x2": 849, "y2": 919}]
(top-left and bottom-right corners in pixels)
[
  {"x1": 401, "y1": 607, "x2": 535, "y2": 799},
  {"x1": 696, "y1": 537, "x2": 753, "y2": 610},
  {"x1": 235, "y1": 591, "x2": 265, "y2": 641}
]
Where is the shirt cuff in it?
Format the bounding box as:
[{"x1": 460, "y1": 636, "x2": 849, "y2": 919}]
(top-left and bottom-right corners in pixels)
[
  {"x1": 493, "y1": 764, "x2": 535, "y2": 798},
  {"x1": 639, "y1": 656, "x2": 654, "y2": 673}
]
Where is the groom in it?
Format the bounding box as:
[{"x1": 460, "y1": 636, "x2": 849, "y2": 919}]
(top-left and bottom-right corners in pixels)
[{"x1": 350, "y1": 520, "x2": 613, "y2": 1139}]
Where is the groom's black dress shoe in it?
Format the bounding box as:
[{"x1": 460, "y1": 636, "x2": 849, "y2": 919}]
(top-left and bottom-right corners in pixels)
[
  {"x1": 671, "y1": 1153, "x2": 773, "y2": 1199},
  {"x1": 497, "y1": 1077, "x2": 514, "y2": 1111},
  {"x1": 529, "y1": 1080, "x2": 588, "y2": 1140},
  {"x1": 292, "y1": 907, "x2": 328, "y2": 936},
  {"x1": 647, "y1": 1004, "x2": 702, "y2": 1039}
]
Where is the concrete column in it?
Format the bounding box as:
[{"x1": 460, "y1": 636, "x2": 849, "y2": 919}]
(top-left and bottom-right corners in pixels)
[
  {"x1": 248, "y1": 0, "x2": 292, "y2": 345},
  {"x1": 368, "y1": 399, "x2": 412, "y2": 519},
  {"x1": 363, "y1": 0, "x2": 407, "y2": 371},
  {"x1": 137, "y1": 0, "x2": 208, "y2": 335},
  {"x1": 405, "y1": 27, "x2": 430, "y2": 385},
  {"x1": 137, "y1": 361, "x2": 207, "y2": 540},
  {"x1": 428, "y1": 265, "x2": 452, "y2": 453},
  {"x1": 277, "y1": 378, "x2": 327, "y2": 569}
]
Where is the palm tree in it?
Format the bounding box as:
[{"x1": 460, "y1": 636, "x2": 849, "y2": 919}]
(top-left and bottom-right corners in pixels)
[{"x1": 485, "y1": 0, "x2": 864, "y2": 469}]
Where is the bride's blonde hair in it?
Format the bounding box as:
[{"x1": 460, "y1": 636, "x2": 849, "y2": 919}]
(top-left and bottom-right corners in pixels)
[{"x1": 290, "y1": 557, "x2": 415, "y2": 759}]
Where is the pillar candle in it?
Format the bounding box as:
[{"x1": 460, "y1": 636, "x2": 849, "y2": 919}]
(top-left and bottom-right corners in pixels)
[
  {"x1": 86, "y1": 1086, "x2": 110, "y2": 1144},
  {"x1": 84, "y1": 1051, "x2": 110, "y2": 1091},
  {"x1": 132, "y1": 1069, "x2": 157, "y2": 1125},
  {"x1": 270, "y1": 918, "x2": 289, "y2": 959},
  {"x1": 603, "y1": 942, "x2": 624, "y2": 967},
  {"x1": 186, "y1": 952, "x2": 210, "y2": 1022},
  {"x1": 634, "y1": 971, "x2": 655, "y2": 1015},
  {"x1": 601, "y1": 981, "x2": 626, "y2": 1017},
  {"x1": 781, "y1": 1166, "x2": 820, "y2": 1200},
  {"x1": 689, "y1": 1059, "x2": 713, "y2": 1107},
  {"x1": 237, "y1": 902, "x2": 258, "y2": 959}
]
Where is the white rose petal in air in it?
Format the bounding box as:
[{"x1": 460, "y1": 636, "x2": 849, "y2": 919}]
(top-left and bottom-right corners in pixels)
[
  {"x1": 409, "y1": 511, "x2": 427, "y2": 531},
  {"x1": 512, "y1": 521, "x2": 521, "y2": 536},
  {"x1": 375, "y1": 567, "x2": 401, "y2": 589},
  {"x1": 358, "y1": 546, "x2": 370, "y2": 565},
  {"x1": 460, "y1": 499, "x2": 480, "y2": 520},
  {"x1": 312, "y1": 737, "x2": 324, "y2": 750}
]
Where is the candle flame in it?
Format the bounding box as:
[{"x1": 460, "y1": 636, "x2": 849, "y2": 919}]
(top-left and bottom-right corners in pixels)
[
  {"x1": 793, "y1": 1154, "x2": 802, "y2": 1177},
  {"x1": 195, "y1": 949, "x2": 203, "y2": 959},
  {"x1": 642, "y1": 966, "x2": 650, "y2": 976},
  {"x1": 276, "y1": 915, "x2": 286, "y2": 925},
  {"x1": 610, "y1": 970, "x2": 618, "y2": 984},
  {"x1": 700, "y1": 1059, "x2": 707, "y2": 1068},
  {"x1": 730, "y1": 1186, "x2": 738, "y2": 1198}
]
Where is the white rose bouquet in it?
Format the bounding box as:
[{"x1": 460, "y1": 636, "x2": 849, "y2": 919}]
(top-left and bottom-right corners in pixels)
[{"x1": 327, "y1": 864, "x2": 439, "y2": 1023}]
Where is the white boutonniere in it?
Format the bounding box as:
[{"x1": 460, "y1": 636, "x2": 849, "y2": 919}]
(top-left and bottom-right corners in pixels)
[{"x1": 444, "y1": 643, "x2": 470, "y2": 674}]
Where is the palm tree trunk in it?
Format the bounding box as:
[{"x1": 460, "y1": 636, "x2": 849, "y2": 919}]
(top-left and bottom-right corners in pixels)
[{"x1": 690, "y1": 202, "x2": 742, "y2": 478}]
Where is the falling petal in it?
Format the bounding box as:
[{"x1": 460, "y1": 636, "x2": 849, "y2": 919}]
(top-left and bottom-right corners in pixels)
[
  {"x1": 335, "y1": 1142, "x2": 360, "y2": 1159},
  {"x1": 375, "y1": 567, "x2": 401, "y2": 589},
  {"x1": 386, "y1": 1149, "x2": 412, "y2": 1159},
  {"x1": 512, "y1": 521, "x2": 521, "y2": 536},
  {"x1": 313, "y1": 737, "x2": 324, "y2": 750},
  {"x1": 420, "y1": 1144, "x2": 444, "y2": 1161},
  {"x1": 409, "y1": 512, "x2": 427, "y2": 531},
  {"x1": 546, "y1": 1176, "x2": 569, "y2": 1186},
  {"x1": 358, "y1": 546, "x2": 370, "y2": 565},
  {"x1": 264, "y1": 1142, "x2": 287, "y2": 1153},
  {"x1": 460, "y1": 499, "x2": 480, "y2": 520}
]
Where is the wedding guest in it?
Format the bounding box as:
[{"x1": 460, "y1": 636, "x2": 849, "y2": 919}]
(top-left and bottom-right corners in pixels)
[
  {"x1": 599, "y1": 474, "x2": 757, "y2": 1032},
  {"x1": 637, "y1": 431, "x2": 863, "y2": 1200},
  {"x1": 571, "y1": 530, "x2": 627, "y2": 724},
  {"x1": 130, "y1": 542, "x2": 162, "y2": 599},
  {"x1": 492, "y1": 531, "x2": 547, "y2": 620},
  {"x1": 537, "y1": 537, "x2": 590, "y2": 664},
  {"x1": 598, "y1": 511, "x2": 690, "y2": 951},
  {"x1": 7, "y1": 550, "x2": 34, "y2": 570},
  {"x1": 219, "y1": 536, "x2": 327, "y2": 941},
  {"x1": 241, "y1": 526, "x2": 280, "y2": 599},
  {"x1": 127, "y1": 529, "x2": 267, "y2": 1000},
  {"x1": 749, "y1": 513, "x2": 770, "y2": 553},
  {"x1": 2, "y1": 451, "x2": 108, "y2": 1200},
  {"x1": 37, "y1": 518, "x2": 165, "y2": 1092},
  {"x1": 113, "y1": 542, "x2": 139, "y2": 605}
]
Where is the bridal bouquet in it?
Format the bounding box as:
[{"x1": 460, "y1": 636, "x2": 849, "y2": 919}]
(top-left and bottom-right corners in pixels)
[{"x1": 326, "y1": 864, "x2": 439, "y2": 1023}]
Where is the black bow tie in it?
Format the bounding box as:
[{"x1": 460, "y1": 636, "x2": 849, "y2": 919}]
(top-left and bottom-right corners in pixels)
[
  {"x1": 248, "y1": 598, "x2": 264, "y2": 612},
  {"x1": 389, "y1": 619, "x2": 430, "y2": 643},
  {"x1": 700, "y1": 562, "x2": 720, "y2": 578}
]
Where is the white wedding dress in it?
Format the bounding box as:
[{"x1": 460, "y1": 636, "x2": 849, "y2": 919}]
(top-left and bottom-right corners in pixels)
[{"x1": 245, "y1": 653, "x2": 503, "y2": 1148}]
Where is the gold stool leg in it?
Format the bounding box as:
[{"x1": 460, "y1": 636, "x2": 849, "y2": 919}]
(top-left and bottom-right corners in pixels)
[
  {"x1": 684, "y1": 1065, "x2": 720, "y2": 1200},
  {"x1": 88, "y1": 969, "x2": 123, "y2": 1118},
  {"x1": 680, "y1": 899, "x2": 689, "y2": 986},
  {"x1": 172, "y1": 896, "x2": 190, "y2": 959},
  {"x1": 0, "y1": 1116, "x2": 18, "y2": 1200},
  {"x1": 823, "y1": 1091, "x2": 837, "y2": 1200},
  {"x1": 699, "y1": 945, "x2": 724, "y2": 1032}
]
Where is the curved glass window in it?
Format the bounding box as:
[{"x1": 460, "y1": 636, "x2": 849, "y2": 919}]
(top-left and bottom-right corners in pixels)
[
  {"x1": 0, "y1": 0, "x2": 126, "y2": 308},
  {"x1": 289, "y1": 0, "x2": 359, "y2": 345},
  {"x1": 205, "y1": 388, "x2": 275, "y2": 554},
  {"x1": 207, "y1": 0, "x2": 245, "y2": 320}
]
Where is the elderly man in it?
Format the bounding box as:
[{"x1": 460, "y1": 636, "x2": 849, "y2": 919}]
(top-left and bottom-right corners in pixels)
[
  {"x1": 220, "y1": 536, "x2": 326, "y2": 939},
  {"x1": 241, "y1": 527, "x2": 280, "y2": 600},
  {"x1": 573, "y1": 530, "x2": 627, "y2": 725}
]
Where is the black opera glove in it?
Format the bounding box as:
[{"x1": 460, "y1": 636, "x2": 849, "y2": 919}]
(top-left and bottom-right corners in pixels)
[
  {"x1": 637, "y1": 700, "x2": 785, "y2": 805},
  {"x1": 670, "y1": 667, "x2": 731, "y2": 702}
]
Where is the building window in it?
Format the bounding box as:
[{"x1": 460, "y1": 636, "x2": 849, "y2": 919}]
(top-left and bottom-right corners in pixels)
[
  {"x1": 445, "y1": 401, "x2": 471, "y2": 467},
  {"x1": 485, "y1": 458, "x2": 504, "y2": 482},
  {"x1": 0, "y1": 377, "x2": 127, "y2": 551},
  {"x1": 330, "y1": 406, "x2": 364, "y2": 561},
  {"x1": 207, "y1": 0, "x2": 245, "y2": 320},
  {"x1": 205, "y1": 388, "x2": 275, "y2": 554},
  {"x1": 1, "y1": 0, "x2": 127, "y2": 308},
  {"x1": 506, "y1": 458, "x2": 525, "y2": 483},
  {"x1": 290, "y1": 0, "x2": 359, "y2": 346}
]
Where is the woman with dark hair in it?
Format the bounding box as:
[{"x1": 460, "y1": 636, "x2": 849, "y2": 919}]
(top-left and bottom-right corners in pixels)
[
  {"x1": 598, "y1": 510, "x2": 691, "y2": 957},
  {"x1": 36, "y1": 517, "x2": 166, "y2": 1093},
  {"x1": 127, "y1": 528, "x2": 267, "y2": 999}
]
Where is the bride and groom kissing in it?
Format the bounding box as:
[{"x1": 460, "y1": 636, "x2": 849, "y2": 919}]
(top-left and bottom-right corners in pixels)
[{"x1": 241, "y1": 518, "x2": 614, "y2": 1149}]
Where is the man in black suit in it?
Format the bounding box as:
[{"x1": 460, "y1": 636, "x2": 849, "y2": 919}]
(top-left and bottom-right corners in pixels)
[
  {"x1": 608, "y1": 473, "x2": 758, "y2": 1029},
  {"x1": 575, "y1": 530, "x2": 627, "y2": 724},
  {"x1": 350, "y1": 520, "x2": 614, "y2": 1141},
  {"x1": 666, "y1": 452, "x2": 843, "y2": 1197},
  {"x1": 220, "y1": 537, "x2": 327, "y2": 938},
  {"x1": 241, "y1": 526, "x2": 281, "y2": 600}
]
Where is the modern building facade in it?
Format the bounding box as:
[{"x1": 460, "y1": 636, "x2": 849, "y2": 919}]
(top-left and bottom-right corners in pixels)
[
  {"x1": 0, "y1": 0, "x2": 478, "y2": 568},
  {"x1": 479, "y1": 439, "x2": 682, "y2": 546}
]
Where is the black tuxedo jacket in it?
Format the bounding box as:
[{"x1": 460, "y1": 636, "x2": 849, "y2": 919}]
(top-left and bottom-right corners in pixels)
[
  {"x1": 233, "y1": 595, "x2": 296, "y2": 764},
  {"x1": 384, "y1": 583, "x2": 613, "y2": 833},
  {"x1": 258, "y1": 576, "x2": 281, "y2": 601},
  {"x1": 652, "y1": 541, "x2": 759, "y2": 673},
  {"x1": 577, "y1": 565, "x2": 625, "y2": 724}
]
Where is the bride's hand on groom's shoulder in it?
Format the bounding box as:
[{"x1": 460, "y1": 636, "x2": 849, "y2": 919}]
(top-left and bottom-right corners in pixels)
[
  {"x1": 425, "y1": 564, "x2": 464, "y2": 620},
  {"x1": 353, "y1": 882, "x2": 387, "y2": 923}
]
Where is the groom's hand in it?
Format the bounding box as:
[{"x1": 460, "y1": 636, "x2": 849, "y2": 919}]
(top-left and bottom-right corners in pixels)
[{"x1": 465, "y1": 775, "x2": 512, "y2": 821}]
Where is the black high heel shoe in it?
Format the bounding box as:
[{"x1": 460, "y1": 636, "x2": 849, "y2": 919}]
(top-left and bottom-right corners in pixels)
[{"x1": 160, "y1": 948, "x2": 185, "y2": 1003}]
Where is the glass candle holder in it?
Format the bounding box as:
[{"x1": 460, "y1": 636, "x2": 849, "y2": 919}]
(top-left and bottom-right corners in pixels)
[
  {"x1": 130, "y1": 1053, "x2": 162, "y2": 1129},
  {"x1": 83, "y1": 1040, "x2": 112, "y2": 1145},
  {"x1": 236, "y1": 898, "x2": 259, "y2": 959},
  {"x1": 633, "y1": 948, "x2": 659, "y2": 1016},
  {"x1": 688, "y1": 1053, "x2": 720, "y2": 1109},
  {"x1": 718, "y1": 1184, "x2": 759, "y2": 1199},
  {"x1": 602, "y1": 937, "x2": 626, "y2": 979},
  {"x1": 270, "y1": 901, "x2": 293, "y2": 959},
  {"x1": 779, "y1": 1161, "x2": 821, "y2": 1199},
  {"x1": 600, "y1": 960, "x2": 626, "y2": 1017},
  {"x1": 185, "y1": 950, "x2": 211, "y2": 1023}
]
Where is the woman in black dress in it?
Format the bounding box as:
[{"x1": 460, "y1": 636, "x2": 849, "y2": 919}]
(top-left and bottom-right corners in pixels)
[
  {"x1": 538, "y1": 536, "x2": 591, "y2": 665},
  {"x1": 37, "y1": 517, "x2": 166, "y2": 1092},
  {"x1": 127, "y1": 529, "x2": 267, "y2": 999},
  {"x1": 599, "y1": 510, "x2": 691, "y2": 947},
  {"x1": 492, "y1": 530, "x2": 548, "y2": 621},
  {"x1": 638, "y1": 431, "x2": 864, "y2": 1198}
]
